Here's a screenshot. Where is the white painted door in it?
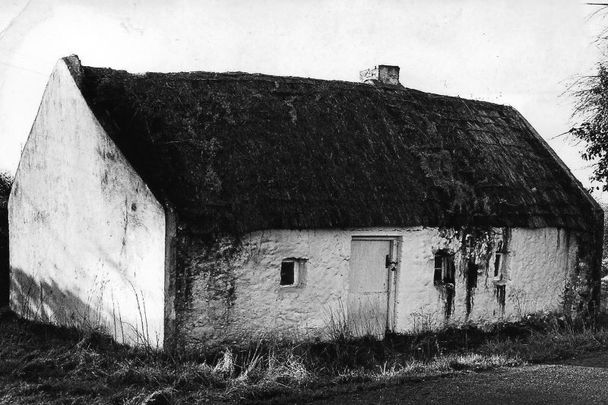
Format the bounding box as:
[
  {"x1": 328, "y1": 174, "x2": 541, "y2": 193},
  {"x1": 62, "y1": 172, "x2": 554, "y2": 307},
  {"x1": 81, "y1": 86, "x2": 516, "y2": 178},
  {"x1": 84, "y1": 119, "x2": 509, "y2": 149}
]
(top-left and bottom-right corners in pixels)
[{"x1": 347, "y1": 238, "x2": 393, "y2": 338}]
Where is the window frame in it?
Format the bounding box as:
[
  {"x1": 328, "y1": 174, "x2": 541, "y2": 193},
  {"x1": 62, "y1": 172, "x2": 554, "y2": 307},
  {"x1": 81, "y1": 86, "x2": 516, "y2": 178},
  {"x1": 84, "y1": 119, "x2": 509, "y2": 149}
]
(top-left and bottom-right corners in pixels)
[
  {"x1": 279, "y1": 258, "x2": 306, "y2": 288},
  {"x1": 493, "y1": 240, "x2": 507, "y2": 285},
  {"x1": 433, "y1": 250, "x2": 455, "y2": 286}
]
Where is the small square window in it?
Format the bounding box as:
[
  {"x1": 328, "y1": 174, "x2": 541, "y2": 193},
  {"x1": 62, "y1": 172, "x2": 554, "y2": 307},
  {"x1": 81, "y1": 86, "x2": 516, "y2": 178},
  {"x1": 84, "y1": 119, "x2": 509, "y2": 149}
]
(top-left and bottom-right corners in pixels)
[{"x1": 280, "y1": 258, "x2": 306, "y2": 287}]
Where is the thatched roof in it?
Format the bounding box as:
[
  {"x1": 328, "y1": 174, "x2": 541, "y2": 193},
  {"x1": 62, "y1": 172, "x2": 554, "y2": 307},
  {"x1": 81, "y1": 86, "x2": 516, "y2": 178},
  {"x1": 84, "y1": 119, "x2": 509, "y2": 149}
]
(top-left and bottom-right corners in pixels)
[{"x1": 67, "y1": 57, "x2": 600, "y2": 234}]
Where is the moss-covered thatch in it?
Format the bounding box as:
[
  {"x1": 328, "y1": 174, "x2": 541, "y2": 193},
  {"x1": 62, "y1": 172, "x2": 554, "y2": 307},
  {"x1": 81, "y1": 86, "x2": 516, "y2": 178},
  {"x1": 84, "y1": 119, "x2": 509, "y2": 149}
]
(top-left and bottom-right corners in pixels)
[{"x1": 70, "y1": 58, "x2": 599, "y2": 235}]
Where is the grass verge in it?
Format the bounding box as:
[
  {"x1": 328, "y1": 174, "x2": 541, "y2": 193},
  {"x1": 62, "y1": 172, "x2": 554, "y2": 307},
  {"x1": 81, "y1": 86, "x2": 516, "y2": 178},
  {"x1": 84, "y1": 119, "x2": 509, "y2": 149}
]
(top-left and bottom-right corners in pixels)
[{"x1": 1, "y1": 311, "x2": 608, "y2": 404}]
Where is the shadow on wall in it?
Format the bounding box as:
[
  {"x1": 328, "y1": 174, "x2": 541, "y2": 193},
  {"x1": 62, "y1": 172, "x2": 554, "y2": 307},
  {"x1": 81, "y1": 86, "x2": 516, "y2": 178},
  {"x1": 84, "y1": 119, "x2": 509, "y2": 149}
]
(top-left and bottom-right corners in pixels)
[
  {"x1": 7, "y1": 184, "x2": 160, "y2": 348},
  {"x1": 10, "y1": 266, "x2": 141, "y2": 344}
]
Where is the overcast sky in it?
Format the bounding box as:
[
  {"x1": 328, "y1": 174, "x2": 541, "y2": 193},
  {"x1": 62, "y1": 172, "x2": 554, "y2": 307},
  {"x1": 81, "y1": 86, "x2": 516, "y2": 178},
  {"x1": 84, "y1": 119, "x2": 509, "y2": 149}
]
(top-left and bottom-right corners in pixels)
[{"x1": 0, "y1": 0, "x2": 606, "y2": 198}]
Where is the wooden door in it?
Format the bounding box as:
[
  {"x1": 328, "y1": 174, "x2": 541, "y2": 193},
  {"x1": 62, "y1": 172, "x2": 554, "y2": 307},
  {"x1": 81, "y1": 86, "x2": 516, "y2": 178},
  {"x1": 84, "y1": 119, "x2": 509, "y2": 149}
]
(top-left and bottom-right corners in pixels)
[{"x1": 347, "y1": 238, "x2": 393, "y2": 337}]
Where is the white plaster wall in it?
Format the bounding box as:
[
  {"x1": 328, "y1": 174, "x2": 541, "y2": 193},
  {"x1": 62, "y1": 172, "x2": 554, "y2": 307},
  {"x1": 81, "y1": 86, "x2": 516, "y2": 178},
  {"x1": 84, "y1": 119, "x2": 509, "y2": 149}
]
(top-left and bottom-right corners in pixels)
[
  {"x1": 183, "y1": 226, "x2": 579, "y2": 344},
  {"x1": 9, "y1": 60, "x2": 166, "y2": 348},
  {"x1": 394, "y1": 227, "x2": 578, "y2": 332},
  {"x1": 185, "y1": 229, "x2": 352, "y2": 343}
]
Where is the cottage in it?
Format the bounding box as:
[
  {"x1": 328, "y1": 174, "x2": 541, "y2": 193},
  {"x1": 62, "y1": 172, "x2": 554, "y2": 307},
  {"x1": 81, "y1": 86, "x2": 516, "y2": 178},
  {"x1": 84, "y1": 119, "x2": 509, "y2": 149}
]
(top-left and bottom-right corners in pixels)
[{"x1": 8, "y1": 56, "x2": 603, "y2": 349}]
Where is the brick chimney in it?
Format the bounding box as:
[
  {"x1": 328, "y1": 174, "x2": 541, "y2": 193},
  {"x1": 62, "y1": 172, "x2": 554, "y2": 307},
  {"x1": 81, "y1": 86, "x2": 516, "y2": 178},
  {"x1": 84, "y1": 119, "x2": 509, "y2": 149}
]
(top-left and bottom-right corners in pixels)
[{"x1": 359, "y1": 65, "x2": 400, "y2": 86}]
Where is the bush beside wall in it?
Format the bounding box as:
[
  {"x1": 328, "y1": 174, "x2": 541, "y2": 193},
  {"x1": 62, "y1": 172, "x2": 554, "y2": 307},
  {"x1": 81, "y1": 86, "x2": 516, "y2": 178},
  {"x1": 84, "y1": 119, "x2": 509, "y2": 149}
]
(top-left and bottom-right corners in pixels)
[{"x1": 0, "y1": 172, "x2": 11, "y2": 308}]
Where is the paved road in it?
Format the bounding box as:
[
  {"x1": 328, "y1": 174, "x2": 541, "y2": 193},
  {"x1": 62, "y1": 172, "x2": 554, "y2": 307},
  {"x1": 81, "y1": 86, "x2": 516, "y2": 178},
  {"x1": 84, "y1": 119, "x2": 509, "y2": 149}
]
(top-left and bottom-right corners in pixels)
[{"x1": 265, "y1": 352, "x2": 608, "y2": 404}]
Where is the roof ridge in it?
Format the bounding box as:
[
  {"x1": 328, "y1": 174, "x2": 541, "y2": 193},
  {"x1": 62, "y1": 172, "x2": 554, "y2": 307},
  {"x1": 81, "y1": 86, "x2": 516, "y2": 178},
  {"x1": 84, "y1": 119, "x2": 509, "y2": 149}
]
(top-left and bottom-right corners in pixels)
[{"x1": 82, "y1": 64, "x2": 512, "y2": 110}]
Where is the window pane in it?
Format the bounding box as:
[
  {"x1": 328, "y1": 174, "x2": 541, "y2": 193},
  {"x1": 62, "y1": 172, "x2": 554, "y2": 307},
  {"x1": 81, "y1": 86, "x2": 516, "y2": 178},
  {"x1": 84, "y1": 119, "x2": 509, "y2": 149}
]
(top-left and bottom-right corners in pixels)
[
  {"x1": 444, "y1": 256, "x2": 455, "y2": 284},
  {"x1": 434, "y1": 255, "x2": 443, "y2": 285},
  {"x1": 494, "y1": 254, "x2": 501, "y2": 277},
  {"x1": 280, "y1": 261, "x2": 295, "y2": 285},
  {"x1": 434, "y1": 255, "x2": 443, "y2": 270}
]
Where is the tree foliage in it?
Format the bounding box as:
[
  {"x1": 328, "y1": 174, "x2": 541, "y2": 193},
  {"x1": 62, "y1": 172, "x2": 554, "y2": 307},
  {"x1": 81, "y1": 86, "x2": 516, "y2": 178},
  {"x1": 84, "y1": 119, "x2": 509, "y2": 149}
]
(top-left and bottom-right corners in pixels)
[
  {"x1": 570, "y1": 64, "x2": 608, "y2": 190},
  {"x1": 0, "y1": 172, "x2": 12, "y2": 208}
]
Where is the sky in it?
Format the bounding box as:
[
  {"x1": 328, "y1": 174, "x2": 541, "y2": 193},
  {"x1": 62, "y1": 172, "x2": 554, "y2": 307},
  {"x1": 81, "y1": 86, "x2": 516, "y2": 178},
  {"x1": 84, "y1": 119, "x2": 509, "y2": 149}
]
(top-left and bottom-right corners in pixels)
[{"x1": 0, "y1": 0, "x2": 606, "y2": 198}]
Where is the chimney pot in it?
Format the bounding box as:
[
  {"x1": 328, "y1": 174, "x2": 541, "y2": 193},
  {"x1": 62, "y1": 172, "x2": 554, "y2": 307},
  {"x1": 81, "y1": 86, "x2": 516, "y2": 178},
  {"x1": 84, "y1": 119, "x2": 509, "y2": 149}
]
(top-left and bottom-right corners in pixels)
[{"x1": 359, "y1": 65, "x2": 400, "y2": 85}]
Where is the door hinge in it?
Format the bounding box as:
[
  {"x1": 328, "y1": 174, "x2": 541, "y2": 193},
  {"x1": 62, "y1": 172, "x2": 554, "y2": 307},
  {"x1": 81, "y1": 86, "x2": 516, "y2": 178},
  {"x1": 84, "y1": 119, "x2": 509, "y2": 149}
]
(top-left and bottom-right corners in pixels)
[{"x1": 385, "y1": 255, "x2": 398, "y2": 271}]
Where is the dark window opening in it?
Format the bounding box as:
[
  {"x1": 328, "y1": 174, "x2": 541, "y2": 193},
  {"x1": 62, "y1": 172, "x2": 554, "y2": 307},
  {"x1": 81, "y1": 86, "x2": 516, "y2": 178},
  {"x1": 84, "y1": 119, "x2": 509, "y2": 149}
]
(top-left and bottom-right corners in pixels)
[
  {"x1": 467, "y1": 260, "x2": 478, "y2": 289},
  {"x1": 494, "y1": 253, "x2": 502, "y2": 278},
  {"x1": 280, "y1": 261, "x2": 295, "y2": 286},
  {"x1": 434, "y1": 250, "x2": 455, "y2": 285}
]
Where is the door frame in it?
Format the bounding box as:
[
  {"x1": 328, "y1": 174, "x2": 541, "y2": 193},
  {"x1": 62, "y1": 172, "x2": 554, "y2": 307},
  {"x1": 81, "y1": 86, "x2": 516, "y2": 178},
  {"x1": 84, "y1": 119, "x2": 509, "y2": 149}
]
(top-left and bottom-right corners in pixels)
[{"x1": 350, "y1": 235, "x2": 401, "y2": 333}]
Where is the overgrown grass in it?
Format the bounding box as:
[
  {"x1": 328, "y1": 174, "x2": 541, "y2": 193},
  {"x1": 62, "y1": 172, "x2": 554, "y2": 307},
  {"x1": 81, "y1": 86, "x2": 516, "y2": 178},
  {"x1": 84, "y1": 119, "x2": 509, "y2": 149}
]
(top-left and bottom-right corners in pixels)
[
  {"x1": 2, "y1": 311, "x2": 608, "y2": 404},
  {"x1": 478, "y1": 314, "x2": 608, "y2": 363}
]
